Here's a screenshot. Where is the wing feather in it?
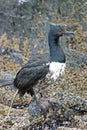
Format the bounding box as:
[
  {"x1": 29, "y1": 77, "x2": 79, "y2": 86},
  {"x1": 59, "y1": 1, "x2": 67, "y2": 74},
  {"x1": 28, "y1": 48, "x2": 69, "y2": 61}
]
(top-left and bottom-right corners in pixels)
[{"x1": 14, "y1": 63, "x2": 49, "y2": 92}]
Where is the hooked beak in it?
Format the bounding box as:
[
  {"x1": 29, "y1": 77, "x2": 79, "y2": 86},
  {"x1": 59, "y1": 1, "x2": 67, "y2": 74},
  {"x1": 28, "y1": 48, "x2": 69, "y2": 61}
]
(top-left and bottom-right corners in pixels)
[{"x1": 63, "y1": 31, "x2": 74, "y2": 36}]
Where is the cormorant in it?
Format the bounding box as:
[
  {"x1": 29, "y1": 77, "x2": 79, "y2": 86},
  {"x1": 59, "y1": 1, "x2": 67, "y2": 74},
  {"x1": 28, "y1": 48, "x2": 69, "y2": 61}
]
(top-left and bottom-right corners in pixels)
[{"x1": 0, "y1": 23, "x2": 74, "y2": 102}]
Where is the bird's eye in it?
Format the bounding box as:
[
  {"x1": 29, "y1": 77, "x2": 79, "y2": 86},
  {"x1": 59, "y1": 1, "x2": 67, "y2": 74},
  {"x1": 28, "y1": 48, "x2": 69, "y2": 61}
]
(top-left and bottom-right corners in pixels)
[
  {"x1": 58, "y1": 29, "x2": 65, "y2": 35},
  {"x1": 59, "y1": 29, "x2": 65, "y2": 33}
]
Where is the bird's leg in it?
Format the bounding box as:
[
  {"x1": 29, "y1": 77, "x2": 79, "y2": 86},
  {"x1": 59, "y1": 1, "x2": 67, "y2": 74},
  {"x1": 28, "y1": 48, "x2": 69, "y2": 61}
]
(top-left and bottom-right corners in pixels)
[
  {"x1": 29, "y1": 88, "x2": 49, "y2": 111},
  {"x1": 40, "y1": 92, "x2": 43, "y2": 97},
  {"x1": 28, "y1": 88, "x2": 57, "y2": 114},
  {"x1": 27, "y1": 88, "x2": 39, "y2": 104}
]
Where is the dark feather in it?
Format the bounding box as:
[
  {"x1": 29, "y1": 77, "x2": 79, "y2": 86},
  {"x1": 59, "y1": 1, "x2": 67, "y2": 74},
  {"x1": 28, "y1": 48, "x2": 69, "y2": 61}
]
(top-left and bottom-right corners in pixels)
[{"x1": 14, "y1": 61, "x2": 49, "y2": 96}]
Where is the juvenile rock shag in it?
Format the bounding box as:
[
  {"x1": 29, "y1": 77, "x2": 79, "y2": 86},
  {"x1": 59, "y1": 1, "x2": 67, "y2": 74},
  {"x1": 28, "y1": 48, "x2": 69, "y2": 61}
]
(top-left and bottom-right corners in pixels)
[{"x1": 13, "y1": 23, "x2": 74, "y2": 99}]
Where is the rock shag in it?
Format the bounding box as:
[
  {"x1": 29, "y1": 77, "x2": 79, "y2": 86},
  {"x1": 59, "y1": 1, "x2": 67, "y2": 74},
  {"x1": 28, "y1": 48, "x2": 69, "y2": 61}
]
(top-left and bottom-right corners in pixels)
[{"x1": 0, "y1": 23, "x2": 74, "y2": 103}]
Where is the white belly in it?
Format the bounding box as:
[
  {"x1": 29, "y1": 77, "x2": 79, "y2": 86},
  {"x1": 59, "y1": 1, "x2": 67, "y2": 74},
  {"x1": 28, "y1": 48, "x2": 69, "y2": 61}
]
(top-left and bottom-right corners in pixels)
[{"x1": 46, "y1": 62, "x2": 66, "y2": 81}]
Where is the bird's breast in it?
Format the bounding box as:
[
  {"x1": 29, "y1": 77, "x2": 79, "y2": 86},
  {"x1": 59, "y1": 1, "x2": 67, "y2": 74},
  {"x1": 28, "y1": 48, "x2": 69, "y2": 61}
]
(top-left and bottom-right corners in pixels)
[
  {"x1": 46, "y1": 62, "x2": 66, "y2": 81},
  {"x1": 31, "y1": 62, "x2": 66, "y2": 95}
]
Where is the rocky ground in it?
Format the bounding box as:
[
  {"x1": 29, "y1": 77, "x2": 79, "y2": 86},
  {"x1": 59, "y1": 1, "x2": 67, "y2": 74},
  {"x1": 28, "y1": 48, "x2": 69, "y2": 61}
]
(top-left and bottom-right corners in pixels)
[
  {"x1": 0, "y1": 55, "x2": 87, "y2": 130},
  {"x1": 0, "y1": 0, "x2": 87, "y2": 129}
]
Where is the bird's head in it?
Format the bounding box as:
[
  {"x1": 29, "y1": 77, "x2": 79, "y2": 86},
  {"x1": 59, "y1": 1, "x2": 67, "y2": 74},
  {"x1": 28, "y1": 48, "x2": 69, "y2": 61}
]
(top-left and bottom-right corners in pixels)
[{"x1": 50, "y1": 23, "x2": 74, "y2": 37}]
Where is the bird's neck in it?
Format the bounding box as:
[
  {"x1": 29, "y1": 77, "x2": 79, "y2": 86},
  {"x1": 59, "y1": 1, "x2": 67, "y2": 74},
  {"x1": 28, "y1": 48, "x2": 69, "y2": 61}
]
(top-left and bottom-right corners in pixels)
[{"x1": 48, "y1": 33, "x2": 66, "y2": 63}]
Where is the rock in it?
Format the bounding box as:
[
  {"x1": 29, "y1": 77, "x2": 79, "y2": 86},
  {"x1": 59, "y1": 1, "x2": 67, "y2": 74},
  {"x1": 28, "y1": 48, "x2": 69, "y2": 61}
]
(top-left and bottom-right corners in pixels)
[
  {"x1": 65, "y1": 49, "x2": 87, "y2": 66},
  {"x1": 56, "y1": 93, "x2": 87, "y2": 113},
  {"x1": 0, "y1": 71, "x2": 15, "y2": 80},
  {"x1": 57, "y1": 127, "x2": 82, "y2": 130}
]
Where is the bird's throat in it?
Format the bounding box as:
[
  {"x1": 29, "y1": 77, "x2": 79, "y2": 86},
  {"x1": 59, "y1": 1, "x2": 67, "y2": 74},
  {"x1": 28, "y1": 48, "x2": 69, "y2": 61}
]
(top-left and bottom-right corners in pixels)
[{"x1": 48, "y1": 34, "x2": 66, "y2": 63}]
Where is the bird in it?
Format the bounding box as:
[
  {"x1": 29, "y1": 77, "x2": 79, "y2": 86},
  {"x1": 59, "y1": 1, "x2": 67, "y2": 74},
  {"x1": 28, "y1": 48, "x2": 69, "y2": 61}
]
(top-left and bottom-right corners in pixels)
[{"x1": 0, "y1": 23, "x2": 74, "y2": 105}]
